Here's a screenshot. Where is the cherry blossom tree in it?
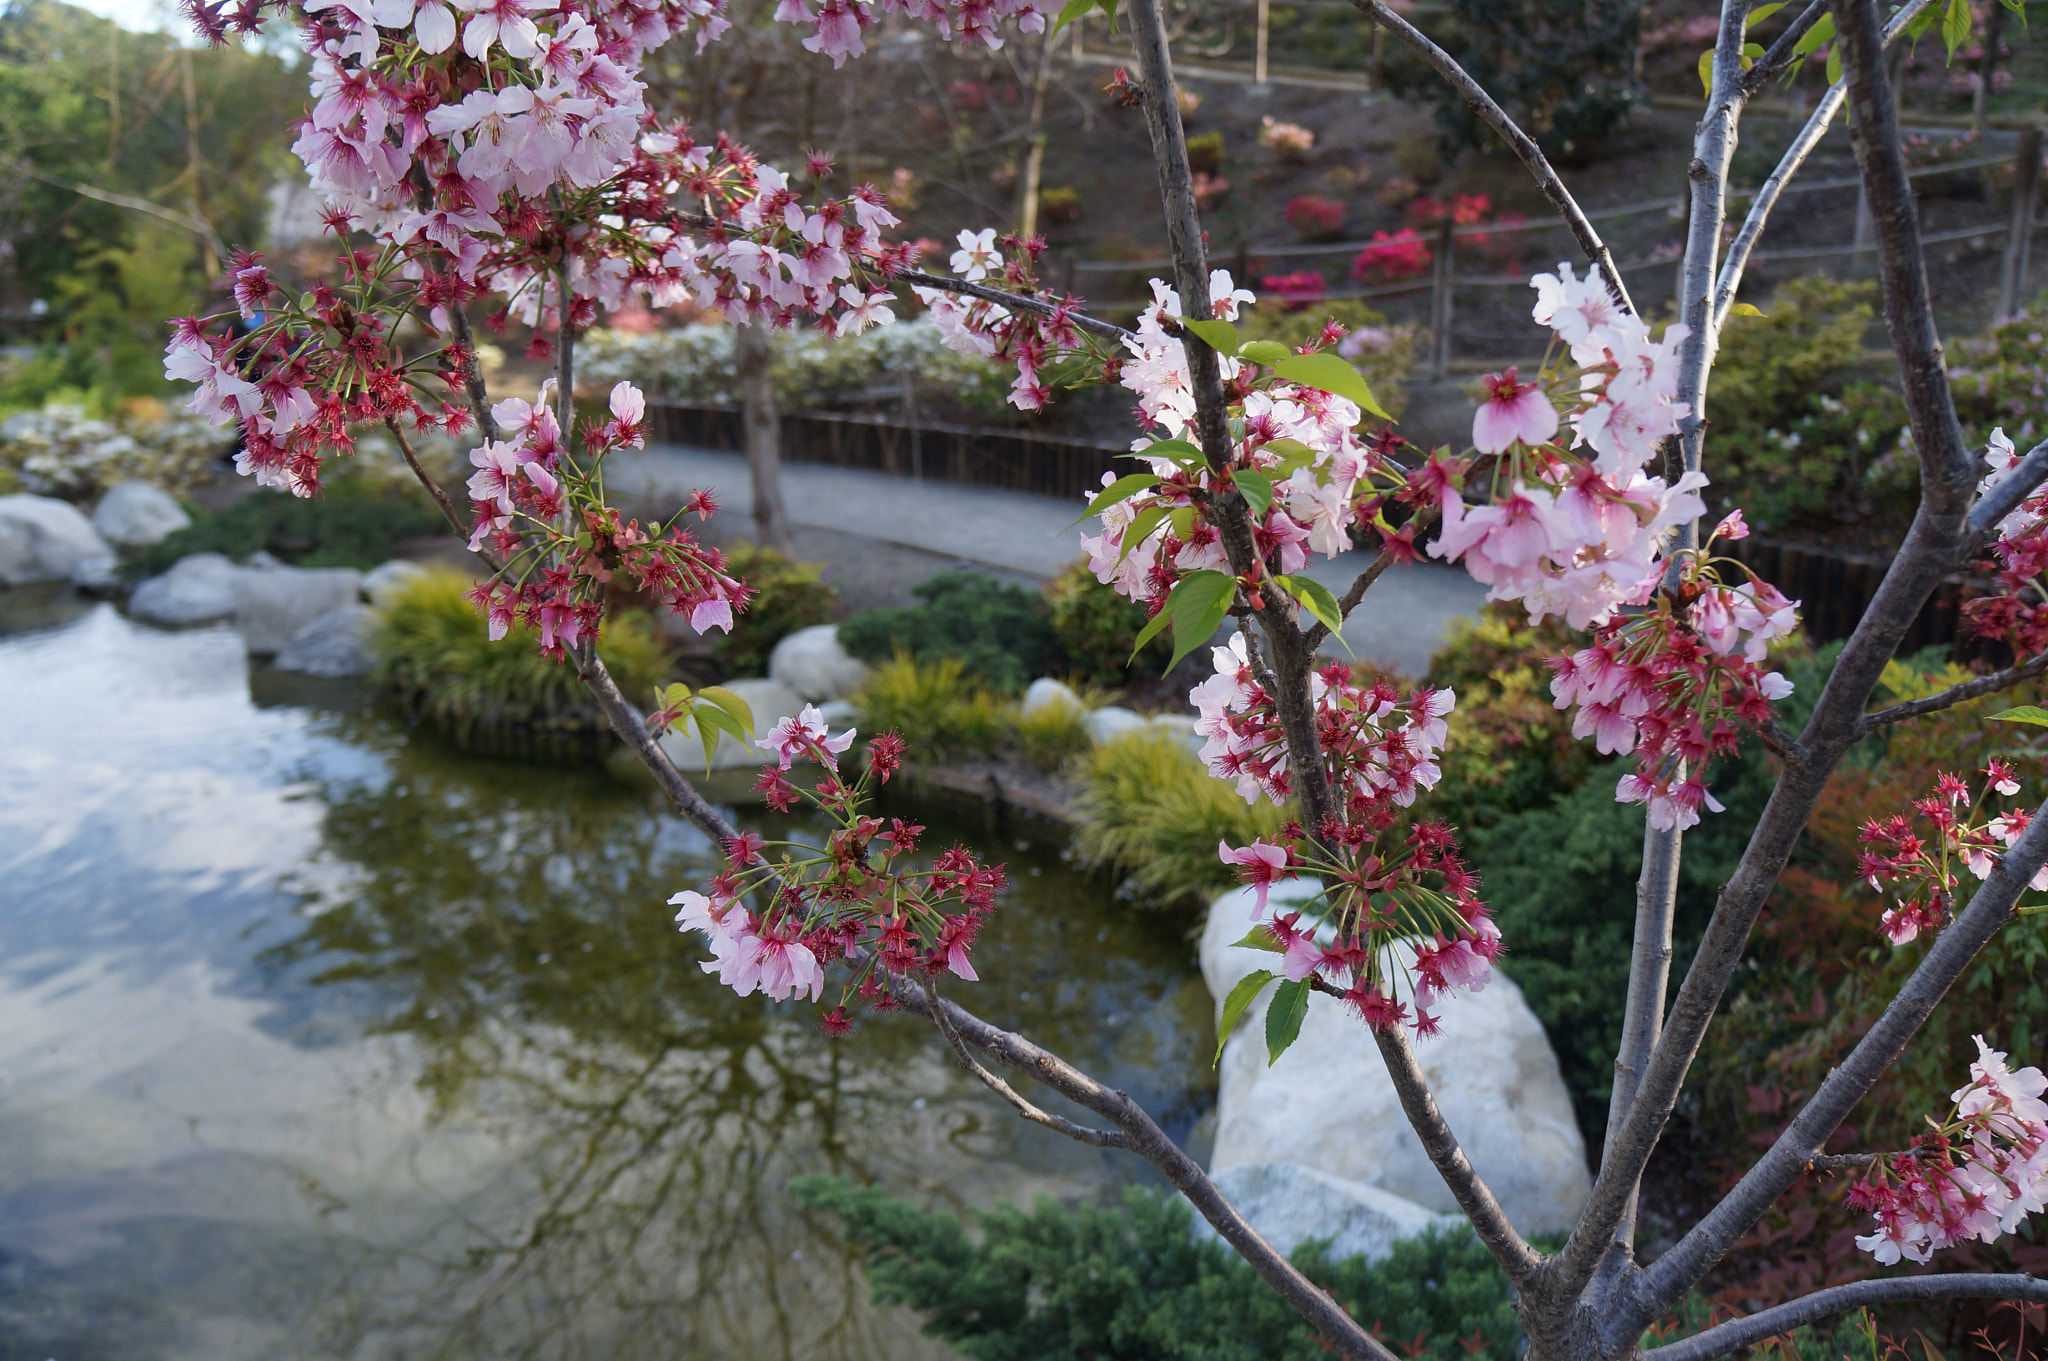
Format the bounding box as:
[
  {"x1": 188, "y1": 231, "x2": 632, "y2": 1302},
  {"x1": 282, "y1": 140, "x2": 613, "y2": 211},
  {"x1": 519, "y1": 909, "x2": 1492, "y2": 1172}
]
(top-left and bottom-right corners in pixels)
[{"x1": 158, "y1": 0, "x2": 2048, "y2": 1352}]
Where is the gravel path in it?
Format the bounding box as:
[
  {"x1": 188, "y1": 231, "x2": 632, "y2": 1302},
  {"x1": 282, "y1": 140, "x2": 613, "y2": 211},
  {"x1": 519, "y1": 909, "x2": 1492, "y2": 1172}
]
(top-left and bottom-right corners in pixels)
[{"x1": 610, "y1": 444, "x2": 1489, "y2": 676}]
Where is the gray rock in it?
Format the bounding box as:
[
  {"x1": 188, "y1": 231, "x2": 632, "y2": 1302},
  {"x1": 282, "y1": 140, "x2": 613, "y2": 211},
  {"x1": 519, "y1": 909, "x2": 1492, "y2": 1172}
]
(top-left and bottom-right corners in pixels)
[
  {"x1": 90, "y1": 482, "x2": 190, "y2": 550},
  {"x1": 235, "y1": 566, "x2": 364, "y2": 655},
  {"x1": 769, "y1": 625, "x2": 870, "y2": 702},
  {"x1": 361, "y1": 559, "x2": 430, "y2": 608},
  {"x1": 0, "y1": 494, "x2": 117, "y2": 586},
  {"x1": 656, "y1": 677, "x2": 806, "y2": 771},
  {"x1": 130, "y1": 553, "x2": 246, "y2": 626},
  {"x1": 244, "y1": 550, "x2": 287, "y2": 571},
  {"x1": 816, "y1": 698, "x2": 859, "y2": 727},
  {"x1": 1022, "y1": 677, "x2": 1083, "y2": 715},
  {"x1": 1202, "y1": 882, "x2": 1591, "y2": 1237},
  {"x1": 1083, "y1": 705, "x2": 1148, "y2": 745},
  {"x1": 1194, "y1": 1162, "x2": 1458, "y2": 1263},
  {"x1": 69, "y1": 555, "x2": 122, "y2": 594},
  {"x1": 273, "y1": 604, "x2": 378, "y2": 678}
]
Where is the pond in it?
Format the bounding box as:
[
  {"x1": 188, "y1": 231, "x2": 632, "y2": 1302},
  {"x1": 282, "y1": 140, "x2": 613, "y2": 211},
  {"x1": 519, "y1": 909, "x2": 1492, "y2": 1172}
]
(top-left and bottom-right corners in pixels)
[{"x1": 0, "y1": 590, "x2": 1215, "y2": 1360}]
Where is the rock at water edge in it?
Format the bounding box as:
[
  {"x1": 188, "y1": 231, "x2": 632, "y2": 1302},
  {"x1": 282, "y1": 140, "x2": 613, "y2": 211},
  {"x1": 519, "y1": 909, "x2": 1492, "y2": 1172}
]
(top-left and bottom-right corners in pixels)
[
  {"x1": 657, "y1": 677, "x2": 805, "y2": 770},
  {"x1": 235, "y1": 567, "x2": 364, "y2": 655},
  {"x1": 274, "y1": 604, "x2": 378, "y2": 678},
  {"x1": 1202, "y1": 882, "x2": 1591, "y2": 1237},
  {"x1": 91, "y1": 482, "x2": 191, "y2": 550},
  {"x1": 361, "y1": 559, "x2": 430, "y2": 608},
  {"x1": 0, "y1": 494, "x2": 117, "y2": 587},
  {"x1": 1192, "y1": 1162, "x2": 1459, "y2": 1263},
  {"x1": 130, "y1": 553, "x2": 246, "y2": 626},
  {"x1": 769, "y1": 625, "x2": 870, "y2": 702}
]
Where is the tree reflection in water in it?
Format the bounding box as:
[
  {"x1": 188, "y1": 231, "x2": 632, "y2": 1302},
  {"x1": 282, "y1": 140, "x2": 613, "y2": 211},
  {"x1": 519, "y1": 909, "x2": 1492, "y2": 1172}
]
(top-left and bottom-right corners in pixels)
[{"x1": 262, "y1": 712, "x2": 1214, "y2": 1360}]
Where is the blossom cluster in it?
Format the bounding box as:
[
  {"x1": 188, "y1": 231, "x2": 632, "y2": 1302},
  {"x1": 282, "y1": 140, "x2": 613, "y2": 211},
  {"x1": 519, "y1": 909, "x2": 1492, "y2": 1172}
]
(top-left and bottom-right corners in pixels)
[
  {"x1": 1856, "y1": 762, "x2": 2039, "y2": 945},
  {"x1": 914, "y1": 228, "x2": 1096, "y2": 410},
  {"x1": 1545, "y1": 511, "x2": 1800, "y2": 831},
  {"x1": 668, "y1": 712, "x2": 1006, "y2": 1031},
  {"x1": 1850, "y1": 1035, "x2": 2048, "y2": 1264},
  {"x1": 1963, "y1": 429, "x2": 2048, "y2": 654},
  {"x1": 460, "y1": 378, "x2": 748, "y2": 651}
]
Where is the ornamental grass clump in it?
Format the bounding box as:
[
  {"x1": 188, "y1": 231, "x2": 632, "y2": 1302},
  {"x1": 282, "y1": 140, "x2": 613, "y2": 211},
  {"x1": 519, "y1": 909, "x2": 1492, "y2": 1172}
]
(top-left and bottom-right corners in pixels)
[{"x1": 373, "y1": 569, "x2": 667, "y2": 746}]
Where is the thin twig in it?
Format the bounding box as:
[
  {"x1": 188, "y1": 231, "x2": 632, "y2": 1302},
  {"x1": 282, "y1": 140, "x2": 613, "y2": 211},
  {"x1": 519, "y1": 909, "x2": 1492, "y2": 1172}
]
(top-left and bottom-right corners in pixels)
[
  {"x1": 383, "y1": 416, "x2": 474, "y2": 551},
  {"x1": 921, "y1": 976, "x2": 1129, "y2": 1147},
  {"x1": 1859, "y1": 650, "x2": 2048, "y2": 735},
  {"x1": 1742, "y1": 0, "x2": 1828, "y2": 91},
  {"x1": 1344, "y1": 0, "x2": 1636, "y2": 319},
  {"x1": 1645, "y1": 1275, "x2": 2048, "y2": 1361},
  {"x1": 1300, "y1": 507, "x2": 1440, "y2": 654},
  {"x1": 896, "y1": 267, "x2": 1135, "y2": 342}
]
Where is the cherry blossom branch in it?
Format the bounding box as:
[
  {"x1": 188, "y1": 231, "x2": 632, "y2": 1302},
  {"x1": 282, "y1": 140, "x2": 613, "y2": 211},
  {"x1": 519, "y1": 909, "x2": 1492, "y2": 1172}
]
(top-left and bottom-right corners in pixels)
[
  {"x1": 1344, "y1": 0, "x2": 1635, "y2": 318},
  {"x1": 895, "y1": 268, "x2": 1134, "y2": 342},
  {"x1": 888, "y1": 978, "x2": 1399, "y2": 1361},
  {"x1": 921, "y1": 976, "x2": 1131, "y2": 1148},
  {"x1": 1857, "y1": 650, "x2": 2048, "y2": 735},
  {"x1": 1712, "y1": 0, "x2": 1943, "y2": 331},
  {"x1": 1968, "y1": 434, "x2": 2048, "y2": 542},
  {"x1": 384, "y1": 417, "x2": 469, "y2": 540},
  {"x1": 1648, "y1": 1275, "x2": 2048, "y2": 1361},
  {"x1": 1300, "y1": 504, "x2": 1441, "y2": 655},
  {"x1": 1741, "y1": 0, "x2": 1828, "y2": 91},
  {"x1": 1616, "y1": 798, "x2": 2048, "y2": 1344},
  {"x1": 448, "y1": 304, "x2": 504, "y2": 443}
]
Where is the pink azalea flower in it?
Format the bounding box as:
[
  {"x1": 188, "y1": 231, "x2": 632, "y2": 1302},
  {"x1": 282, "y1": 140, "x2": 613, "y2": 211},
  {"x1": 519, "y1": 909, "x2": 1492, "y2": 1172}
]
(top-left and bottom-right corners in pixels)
[{"x1": 1470, "y1": 367, "x2": 1558, "y2": 454}]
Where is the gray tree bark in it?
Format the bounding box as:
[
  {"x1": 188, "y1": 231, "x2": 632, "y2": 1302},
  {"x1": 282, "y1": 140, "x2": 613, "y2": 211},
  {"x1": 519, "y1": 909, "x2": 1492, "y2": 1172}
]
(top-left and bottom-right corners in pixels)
[{"x1": 735, "y1": 321, "x2": 792, "y2": 556}]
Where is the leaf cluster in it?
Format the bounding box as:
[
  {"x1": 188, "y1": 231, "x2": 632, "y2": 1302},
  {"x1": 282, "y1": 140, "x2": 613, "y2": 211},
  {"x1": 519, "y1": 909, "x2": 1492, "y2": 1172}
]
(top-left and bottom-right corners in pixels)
[
  {"x1": 838, "y1": 570, "x2": 1060, "y2": 693},
  {"x1": 791, "y1": 1176, "x2": 1524, "y2": 1361}
]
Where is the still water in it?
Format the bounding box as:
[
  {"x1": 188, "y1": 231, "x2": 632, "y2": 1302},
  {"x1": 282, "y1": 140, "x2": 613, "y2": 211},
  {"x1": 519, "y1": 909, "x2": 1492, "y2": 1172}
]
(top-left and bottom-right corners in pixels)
[{"x1": 0, "y1": 591, "x2": 1214, "y2": 1360}]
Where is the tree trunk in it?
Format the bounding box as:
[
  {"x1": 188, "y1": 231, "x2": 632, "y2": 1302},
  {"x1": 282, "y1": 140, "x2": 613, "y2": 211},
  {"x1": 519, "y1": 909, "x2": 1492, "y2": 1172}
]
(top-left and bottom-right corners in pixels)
[{"x1": 735, "y1": 322, "x2": 792, "y2": 555}]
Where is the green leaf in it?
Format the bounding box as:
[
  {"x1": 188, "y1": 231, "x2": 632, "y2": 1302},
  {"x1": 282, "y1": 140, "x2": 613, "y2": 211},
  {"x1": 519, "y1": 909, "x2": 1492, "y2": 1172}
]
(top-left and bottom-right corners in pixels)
[
  {"x1": 1262, "y1": 437, "x2": 1318, "y2": 474},
  {"x1": 1240, "y1": 339, "x2": 1292, "y2": 368},
  {"x1": 1825, "y1": 43, "x2": 1843, "y2": 85},
  {"x1": 1942, "y1": 0, "x2": 1971, "y2": 61},
  {"x1": 1167, "y1": 569, "x2": 1238, "y2": 671},
  {"x1": 1068, "y1": 472, "x2": 1160, "y2": 528},
  {"x1": 1699, "y1": 48, "x2": 1716, "y2": 96},
  {"x1": 1216, "y1": 969, "x2": 1276, "y2": 1065},
  {"x1": 1274, "y1": 573, "x2": 1348, "y2": 644},
  {"x1": 696, "y1": 684, "x2": 756, "y2": 738},
  {"x1": 1138, "y1": 437, "x2": 1209, "y2": 468},
  {"x1": 1181, "y1": 318, "x2": 1240, "y2": 354},
  {"x1": 659, "y1": 682, "x2": 693, "y2": 708},
  {"x1": 1728, "y1": 301, "x2": 1768, "y2": 318},
  {"x1": 1790, "y1": 11, "x2": 1834, "y2": 57},
  {"x1": 1231, "y1": 925, "x2": 1284, "y2": 952},
  {"x1": 1270, "y1": 352, "x2": 1392, "y2": 422},
  {"x1": 1998, "y1": 0, "x2": 2026, "y2": 25},
  {"x1": 1114, "y1": 503, "x2": 1171, "y2": 569},
  {"x1": 1744, "y1": 1, "x2": 1788, "y2": 29},
  {"x1": 1235, "y1": 469, "x2": 1275, "y2": 519},
  {"x1": 1265, "y1": 977, "x2": 1312, "y2": 1064},
  {"x1": 1048, "y1": 0, "x2": 1092, "y2": 36},
  {"x1": 1127, "y1": 597, "x2": 1176, "y2": 663},
  {"x1": 1993, "y1": 706, "x2": 2048, "y2": 727}
]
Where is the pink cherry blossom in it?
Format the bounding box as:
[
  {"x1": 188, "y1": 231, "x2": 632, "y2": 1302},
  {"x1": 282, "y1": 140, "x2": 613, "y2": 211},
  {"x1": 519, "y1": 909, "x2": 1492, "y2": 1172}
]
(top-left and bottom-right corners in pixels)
[{"x1": 1471, "y1": 367, "x2": 1558, "y2": 454}]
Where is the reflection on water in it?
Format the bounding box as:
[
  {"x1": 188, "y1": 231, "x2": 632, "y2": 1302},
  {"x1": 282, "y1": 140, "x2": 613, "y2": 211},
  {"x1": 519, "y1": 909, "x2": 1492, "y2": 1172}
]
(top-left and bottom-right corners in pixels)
[{"x1": 0, "y1": 589, "x2": 1213, "y2": 1359}]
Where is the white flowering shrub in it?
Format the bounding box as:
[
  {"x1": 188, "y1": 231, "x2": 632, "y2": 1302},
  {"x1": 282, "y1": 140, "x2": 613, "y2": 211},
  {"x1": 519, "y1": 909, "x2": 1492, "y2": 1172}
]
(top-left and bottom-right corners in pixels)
[{"x1": 0, "y1": 403, "x2": 227, "y2": 500}]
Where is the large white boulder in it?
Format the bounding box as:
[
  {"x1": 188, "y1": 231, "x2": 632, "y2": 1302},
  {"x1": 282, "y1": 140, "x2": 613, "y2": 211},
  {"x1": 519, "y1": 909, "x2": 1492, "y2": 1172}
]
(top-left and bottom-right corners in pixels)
[
  {"x1": 130, "y1": 553, "x2": 245, "y2": 625},
  {"x1": 1022, "y1": 677, "x2": 1084, "y2": 715},
  {"x1": 1202, "y1": 881, "x2": 1591, "y2": 1237},
  {"x1": 360, "y1": 558, "x2": 430, "y2": 608},
  {"x1": 91, "y1": 482, "x2": 190, "y2": 550},
  {"x1": 274, "y1": 604, "x2": 378, "y2": 678},
  {"x1": 768, "y1": 624, "x2": 869, "y2": 702},
  {"x1": 0, "y1": 494, "x2": 116, "y2": 586},
  {"x1": 235, "y1": 566, "x2": 364, "y2": 655},
  {"x1": 1193, "y1": 1161, "x2": 1459, "y2": 1263},
  {"x1": 656, "y1": 677, "x2": 806, "y2": 771}
]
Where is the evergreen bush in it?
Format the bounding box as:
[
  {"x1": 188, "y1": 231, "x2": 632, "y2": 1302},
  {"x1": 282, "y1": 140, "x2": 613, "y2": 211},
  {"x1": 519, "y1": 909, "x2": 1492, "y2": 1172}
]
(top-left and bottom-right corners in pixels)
[{"x1": 838, "y1": 571, "x2": 1058, "y2": 693}]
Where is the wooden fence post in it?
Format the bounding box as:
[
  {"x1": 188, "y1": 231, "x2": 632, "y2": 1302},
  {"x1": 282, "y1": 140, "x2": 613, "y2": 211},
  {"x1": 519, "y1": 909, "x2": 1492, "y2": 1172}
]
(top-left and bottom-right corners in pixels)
[
  {"x1": 1429, "y1": 214, "x2": 1455, "y2": 378},
  {"x1": 1254, "y1": 0, "x2": 1270, "y2": 87},
  {"x1": 1997, "y1": 127, "x2": 2041, "y2": 320}
]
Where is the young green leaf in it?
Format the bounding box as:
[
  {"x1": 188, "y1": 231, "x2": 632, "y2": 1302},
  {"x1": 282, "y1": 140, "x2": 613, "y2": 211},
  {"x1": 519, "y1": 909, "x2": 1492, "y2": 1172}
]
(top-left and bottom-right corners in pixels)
[
  {"x1": 1181, "y1": 317, "x2": 1240, "y2": 354},
  {"x1": 1231, "y1": 925, "x2": 1284, "y2": 952},
  {"x1": 1698, "y1": 48, "x2": 1716, "y2": 95},
  {"x1": 1790, "y1": 11, "x2": 1834, "y2": 57},
  {"x1": 1068, "y1": 472, "x2": 1161, "y2": 528},
  {"x1": 1262, "y1": 438, "x2": 1319, "y2": 474},
  {"x1": 1992, "y1": 706, "x2": 2048, "y2": 727},
  {"x1": 1168, "y1": 569, "x2": 1239, "y2": 670},
  {"x1": 1235, "y1": 469, "x2": 1275, "y2": 519},
  {"x1": 1942, "y1": 0, "x2": 1971, "y2": 61},
  {"x1": 1744, "y1": 1, "x2": 1788, "y2": 29},
  {"x1": 1270, "y1": 352, "x2": 1392, "y2": 422},
  {"x1": 1239, "y1": 339, "x2": 1292, "y2": 368},
  {"x1": 1048, "y1": 0, "x2": 1093, "y2": 37},
  {"x1": 1274, "y1": 573, "x2": 1348, "y2": 645},
  {"x1": 1825, "y1": 44, "x2": 1842, "y2": 84},
  {"x1": 1137, "y1": 438, "x2": 1210, "y2": 468},
  {"x1": 696, "y1": 684, "x2": 756, "y2": 737},
  {"x1": 1727, "y1": 301, "x2": 1768, "y2": 319},
  {"x1": 1215, "y1": 969, "x2": 1277, "y2": 1065},
  {"x1": 1265, "y1": 977, "x2": 1313, "y2": 1063},
  {"x1": 1114, "y1": 503, "x2": 1171, "y2": 569}
]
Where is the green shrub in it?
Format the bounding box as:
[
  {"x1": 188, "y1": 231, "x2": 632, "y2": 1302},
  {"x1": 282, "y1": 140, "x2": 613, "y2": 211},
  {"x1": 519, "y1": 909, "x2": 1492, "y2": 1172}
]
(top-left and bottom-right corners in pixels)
[
  {"x1": 134, "y1": 480, "x2": 451, "y2": 575},
  {"x1": 1184, "y1": 131, "x2": 1227, "y2": 176},
  {"x1": 372, "y1": 569, "x2": 668, "y2": 742},
  {"x1": 851, "y1": 653, "x2": 1009, "y2": 763},
  {"x1": 1071, "y1": 730, "x2": 1290, "y2": 910},
  {"x1": 1012, "y1": 697, "x2": 1093, "y2": 771},
  {"x1": 838, "y1": 571, "x2": 1058, "y2": 693},
  {"x1": 1045, "y1": 560, "x2": 1168, "y2": 687},
  {"x1": 792, "y1": 1177, "x2": 1524, "y2": 1361},
  {"x1": 711, "y1": 542, "x2": 837, "y2": 675},
  {"x1": 1705, "y1": 276, "x2": 1908, "y2": 532}
]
